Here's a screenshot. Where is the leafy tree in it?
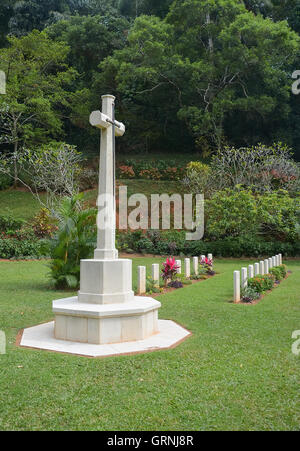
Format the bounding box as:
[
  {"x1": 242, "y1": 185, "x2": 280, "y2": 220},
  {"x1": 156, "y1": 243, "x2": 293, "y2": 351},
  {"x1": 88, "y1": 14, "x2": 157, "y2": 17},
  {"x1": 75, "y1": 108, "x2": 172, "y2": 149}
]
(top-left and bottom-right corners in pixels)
[
  {"x1": 7, "y1": 0, "x2": 71, "y2": 36},
  {"x1": 119, "y1": 0, "x2": 173, "y2": 18},
  {"x1": 5, "y1": 0, "x2": 119, "y2": 37},
  {"x1": 99, "y1": 1, "x2": 299, "y2": 153},
  {"x1": 0, "y1": 0, "x2": 16, "y2": 46},
  {"x1": 46, "y1": 13, "x2": 129, "y2": 153},
  {"x1": 47, "y1": 14, "x2": 129, "y2": 82},
  {"x1": 0, "y1": 30, "x2": 77, "y2": 183}
]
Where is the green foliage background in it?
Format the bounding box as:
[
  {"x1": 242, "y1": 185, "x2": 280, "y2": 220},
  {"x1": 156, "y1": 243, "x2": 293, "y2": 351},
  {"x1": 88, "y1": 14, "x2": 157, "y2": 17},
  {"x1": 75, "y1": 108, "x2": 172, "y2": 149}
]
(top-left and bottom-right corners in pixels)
[{"x1": 0, "y1": 0, "x2": 300, "y2": 159}]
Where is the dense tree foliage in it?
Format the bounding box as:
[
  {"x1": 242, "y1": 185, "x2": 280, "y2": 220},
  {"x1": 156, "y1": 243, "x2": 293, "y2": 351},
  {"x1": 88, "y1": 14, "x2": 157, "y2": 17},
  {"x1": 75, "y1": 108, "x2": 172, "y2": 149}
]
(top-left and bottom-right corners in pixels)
[
  {"x1": 0, "y1": 30, "x2": 77, "y2": 179},
  {"x1": 0, "y1": 0, "x2": 300, "y2": 159}
]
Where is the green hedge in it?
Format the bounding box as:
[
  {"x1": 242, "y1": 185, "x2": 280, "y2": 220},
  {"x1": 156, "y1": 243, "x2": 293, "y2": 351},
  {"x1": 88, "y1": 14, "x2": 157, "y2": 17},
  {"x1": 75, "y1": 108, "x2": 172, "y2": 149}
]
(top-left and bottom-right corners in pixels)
[
  {"x1": 0, "y1": 238, "x2": 47, "y2": 259},
  {"x1": 117, "y1": 230, "x2": 300, "y2": 257}
]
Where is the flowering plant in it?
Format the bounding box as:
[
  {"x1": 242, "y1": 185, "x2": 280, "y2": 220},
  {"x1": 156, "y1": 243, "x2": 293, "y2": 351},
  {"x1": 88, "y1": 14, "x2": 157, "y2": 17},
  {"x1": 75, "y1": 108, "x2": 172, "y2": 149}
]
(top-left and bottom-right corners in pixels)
[
  {"x1": 161, "y1": 257, "x2": 179, "y2": 285},
  {"x1": 200, "y1": 256, "x2": 213, "y2": 273}
]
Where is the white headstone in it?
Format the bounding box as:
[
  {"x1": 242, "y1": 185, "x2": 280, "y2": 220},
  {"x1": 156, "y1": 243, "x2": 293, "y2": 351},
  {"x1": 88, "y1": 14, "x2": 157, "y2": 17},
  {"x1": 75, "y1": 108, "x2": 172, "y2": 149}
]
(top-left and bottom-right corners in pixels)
[
  {"x1": 234, "y1": 271, "x2": 240, "y2": 303},
  {"x1": 184, "y1": 258, "x2": 191, "y2": 279},
  {"x1": 193, "y1": 257, "x2": 199, "y2": 275},
  {"x1": 241, "y1": 267, "x2": 248, "y2": 289},
  {"x1": 208, "y1": 254, "x2": 213, "y2": 261},
  {"x1": 138, "y1": 266, "x2": 146, "y2": 295},
  {"x1": 279, "y1": 254, "x2": 282, "y2": 265},
  {"x1": 254, "y1": 263, "x2": 260, "y2": 276},
  {"x1": 272, "y1": 256, "x2": 276, "y2": 267},
  {"x1": 260, "y1": 261, "x2": 265, "y2": 275},
  {"x1": 152, "y1": 264, "x2": 160, "y2": 288},
  {"x1": 248, "y1": 265, "x2": 254, "y2": 279},
  {"x1": 176, "y1": 260, "x2": 182, "y2": 274},
  {"x1": 264, "y1": 259, "x2": 269, "y2": 275},
  {"x1": 269, "y1": 257, "x2": 273, "y2": 269}
]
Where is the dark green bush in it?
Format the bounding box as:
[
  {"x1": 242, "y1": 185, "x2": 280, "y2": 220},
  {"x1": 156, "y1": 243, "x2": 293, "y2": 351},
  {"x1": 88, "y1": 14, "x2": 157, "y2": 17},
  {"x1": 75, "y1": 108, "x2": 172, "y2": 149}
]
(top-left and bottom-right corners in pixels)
[
  {"x1": 269, "y1": 266, "x2": 284, "y2": 281},
  {"x1": 0, "y1": 238, "x2": 45, "y2": 259},
  {"x1": 0, "y1": 173, "x2": 13, "y2": 190},
  {"x1": 117, "y1": 230, "x2": 300, "y2": 257},
  {"x1": 0, "y1": 215, "x2": 25, "y2": 232}
]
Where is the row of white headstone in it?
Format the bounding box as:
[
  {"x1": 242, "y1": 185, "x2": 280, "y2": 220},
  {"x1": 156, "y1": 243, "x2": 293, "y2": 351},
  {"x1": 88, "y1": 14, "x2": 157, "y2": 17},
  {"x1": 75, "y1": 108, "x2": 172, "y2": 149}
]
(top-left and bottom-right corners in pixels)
[
  {"x1": 137, "y1": 254, "x2": 213, "y2": 295},
  {"x1": 233, "y1": 254, "x2": 283, "y2": 303}
]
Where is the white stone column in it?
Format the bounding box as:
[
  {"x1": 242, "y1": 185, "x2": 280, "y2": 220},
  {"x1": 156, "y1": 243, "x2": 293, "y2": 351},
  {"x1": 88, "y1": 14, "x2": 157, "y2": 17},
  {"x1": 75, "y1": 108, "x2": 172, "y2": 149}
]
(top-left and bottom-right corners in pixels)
[
  {"x1": 184, "y1": 258, "x2": 191, "y2": 279},
  {"x1": 234, "y1": 271, "x2": 240, "y2": 303},
  {"x1": 279, "y1": 254, "x2": 282, "y2": 265},
  {"x1": 269, "y1": 257, "x2": 273, "y2": 269},
  {"x1": 241, "y1": 267, "x2": 248, "y2": 290},
  {"x1": 264, "y1": 259, "x2": 269, "y2": 275},
  {"x1": 208, "y1": 254, "x2": 213, "y2": 261},
  {"x1": 260, "y1": 261, "x2": 265, "y2": 275},
  {"x1": 193, "y1": 257, "x2": 199, "y2": 275},
  {"x1": 248, "y1": 265, "x2": 254, "y2": 279},
  {"x1": 176, "y1": 260, "x2": 182, "y2": 274},
  {"x1": 137, "y1": 266, "x2": 146, "y2": 295},
  {"x1": 272, "y1": 256, "x2": 276, "y2": 267},
  {"x1": 254, "y1": 263, "x2": 260, "y2": 276},
  {"x1": 152, "y1": 264, "x2": 160, "y2": 288},
  {"x1": 94, "y1": 95, "x2": 118, "y2": 260}
]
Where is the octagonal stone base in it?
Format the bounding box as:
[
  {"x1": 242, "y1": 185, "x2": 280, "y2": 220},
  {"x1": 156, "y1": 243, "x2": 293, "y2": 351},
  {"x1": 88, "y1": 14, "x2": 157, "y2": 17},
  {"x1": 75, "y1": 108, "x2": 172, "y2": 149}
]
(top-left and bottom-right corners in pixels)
[
  {"x1": 18, "y1": 320, "x2": 191, "y2": 358},
  {"x1": 53, "y1": 296, "x2": 161, "y2": 345}
]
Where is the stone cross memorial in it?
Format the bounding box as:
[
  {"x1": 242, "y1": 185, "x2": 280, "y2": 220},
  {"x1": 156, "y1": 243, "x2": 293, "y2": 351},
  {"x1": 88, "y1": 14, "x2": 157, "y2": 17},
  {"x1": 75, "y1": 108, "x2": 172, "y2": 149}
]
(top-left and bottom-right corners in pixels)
[{"x1": 52, "y1": 95, "x2": 161, "y2": 345}]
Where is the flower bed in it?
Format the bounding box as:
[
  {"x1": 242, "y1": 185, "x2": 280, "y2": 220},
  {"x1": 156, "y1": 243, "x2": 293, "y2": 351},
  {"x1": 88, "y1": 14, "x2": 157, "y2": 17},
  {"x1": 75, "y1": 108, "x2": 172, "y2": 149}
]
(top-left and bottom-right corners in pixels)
[
  {"x1": 241, "y1": 264, "x2": 288, "y2": 304},
  {"x1": 117, "y1": 159, "x2": 186, "y2": 181}
]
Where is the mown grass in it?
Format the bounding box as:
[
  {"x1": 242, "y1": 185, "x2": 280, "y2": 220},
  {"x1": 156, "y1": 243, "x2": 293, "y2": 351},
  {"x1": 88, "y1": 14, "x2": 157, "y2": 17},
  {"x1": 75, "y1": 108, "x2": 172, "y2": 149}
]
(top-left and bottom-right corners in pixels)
[
  {"x1": 0, "y1": 180, "x2": 182, "y2": 222},
  {"x1": 0, "y1": 258, "x2": 299, "y2": 431}
]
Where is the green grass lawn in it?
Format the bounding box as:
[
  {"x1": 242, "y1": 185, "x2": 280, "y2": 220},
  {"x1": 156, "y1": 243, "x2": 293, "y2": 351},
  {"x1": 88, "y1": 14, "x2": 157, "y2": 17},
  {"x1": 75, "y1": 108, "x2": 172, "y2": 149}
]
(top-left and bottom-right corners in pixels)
[
  {"x1": 0, "y1": 258, "x2": 299, "y2": 431},
  {"x1": 0, "y1": 180, "x2": 182, "y2": 222}
]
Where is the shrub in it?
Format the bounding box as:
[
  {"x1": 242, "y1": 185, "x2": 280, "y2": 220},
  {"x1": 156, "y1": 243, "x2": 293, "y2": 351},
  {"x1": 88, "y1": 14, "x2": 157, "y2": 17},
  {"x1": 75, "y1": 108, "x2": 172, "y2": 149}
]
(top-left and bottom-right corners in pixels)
[
  {"x1": 0, "y1": 215, "x2": 24, "y2": 232},
  {"x1": 31, "y1": 208, "x2": 58, "y2": 238},
  {"x1": 0, "y1": 238, "x2": 45, "y2": 259},
  {"x1": 135, "y1": 237, "x2": 154, "y2": 254},
  {"x1": 248, "y1": 275, "x2": 275, "y2": 293},
  {"x1": 183, "y1": 161, "x2": 211, "y2": 195},
  {"x1": 116, "y1": 229, "x2": 300, "y2": 258},
  {"x1": 47, "y1": 194, "x2": 97, "y2": 289},
  {"x1": 205, "y1": 188, "x2": 299, "y2": 242},
  {"x1": 0, "y1": 172, "x2": 13, "y2": 190},
  {"x1": 205, "y1": 188, "x2": 259, "y2": 239},
  {"x1": 161, "y1": 257, "x2": 179, "y2": 285},
  {"x1": 210, "y1": 143, "x2": 300, "y2": 195},
  {"x1": 241, "y1": 286, "x2": 260, "y2": 303},
  {"x1": 269, "y1": 266, "x2": 284, "y2": 282},
  {"x1": 117, "y1": 159, "x2": 185, "y2": 181}
]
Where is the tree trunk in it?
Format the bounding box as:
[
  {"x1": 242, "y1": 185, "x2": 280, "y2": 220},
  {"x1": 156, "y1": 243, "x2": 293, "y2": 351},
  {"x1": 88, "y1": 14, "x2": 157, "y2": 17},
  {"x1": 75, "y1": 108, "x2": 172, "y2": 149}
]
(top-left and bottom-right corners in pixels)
[{"x1": 13, "y1": 140, "x2": 18, "y2": 188}]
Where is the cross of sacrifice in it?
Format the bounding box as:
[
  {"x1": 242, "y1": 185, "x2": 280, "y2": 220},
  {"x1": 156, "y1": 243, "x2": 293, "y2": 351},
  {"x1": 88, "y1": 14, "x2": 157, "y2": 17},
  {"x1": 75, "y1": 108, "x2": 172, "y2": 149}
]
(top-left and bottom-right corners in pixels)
[{"x1": 89, "y1": 95, "x2": 125, "y2": 261}]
